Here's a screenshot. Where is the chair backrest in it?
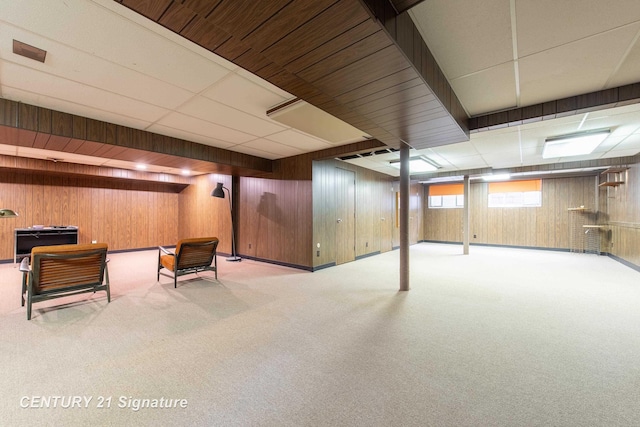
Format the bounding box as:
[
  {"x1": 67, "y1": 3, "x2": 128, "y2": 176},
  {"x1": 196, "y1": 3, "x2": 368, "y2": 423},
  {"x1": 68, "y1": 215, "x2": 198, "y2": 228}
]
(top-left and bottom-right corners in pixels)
[
  {"x1": 30, "y1": 243, "x2": 108, "y2": 294},
  {"x1": 175, "y1": 237, "x2": 219, "y2": 270}
]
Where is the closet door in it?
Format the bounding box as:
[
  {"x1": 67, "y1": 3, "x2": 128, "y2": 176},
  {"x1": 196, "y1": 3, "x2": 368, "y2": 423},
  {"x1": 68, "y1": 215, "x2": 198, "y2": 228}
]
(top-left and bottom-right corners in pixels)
[{"x1": 335, "y1": 168, "x2": 355, "y2": 265}]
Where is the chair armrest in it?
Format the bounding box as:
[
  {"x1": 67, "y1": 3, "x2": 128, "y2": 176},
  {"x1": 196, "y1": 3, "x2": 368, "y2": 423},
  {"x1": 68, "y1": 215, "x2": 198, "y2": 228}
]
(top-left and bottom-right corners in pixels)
[
  {"x1": 158, "y1": 246, "x2": 175, "y2": 256},
  {"x1": 19, "y1": 257, "x2": 31, "y2": 274}
]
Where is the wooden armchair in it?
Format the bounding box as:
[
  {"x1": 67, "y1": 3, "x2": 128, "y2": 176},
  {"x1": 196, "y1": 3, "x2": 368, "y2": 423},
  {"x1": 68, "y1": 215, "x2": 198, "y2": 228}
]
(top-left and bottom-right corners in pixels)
[
  {"x1": 157, "y1": 237, "x2": 219, "y2": 288},
  {"x1": 20, "y1": 243, "x2": 110, "y2": 320}
]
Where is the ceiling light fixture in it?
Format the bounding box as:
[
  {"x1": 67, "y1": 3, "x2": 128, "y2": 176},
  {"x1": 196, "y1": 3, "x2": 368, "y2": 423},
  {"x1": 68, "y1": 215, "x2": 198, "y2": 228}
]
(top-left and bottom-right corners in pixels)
[
  {"x1": 419, "y1": 176, "x2": 464, "y2": 184},
  {"x1": 390, "y1": 156, "x2": 440, "y2": 173},
  {"x1": 482, "y1": 173, "x2": 511, "y2": 182},
  {"x1": 135, "y1": 164, "x2": 147, "y2": 170},
  {"x1": 542, "y1": 129, "x2": 610, "y2": 159}
]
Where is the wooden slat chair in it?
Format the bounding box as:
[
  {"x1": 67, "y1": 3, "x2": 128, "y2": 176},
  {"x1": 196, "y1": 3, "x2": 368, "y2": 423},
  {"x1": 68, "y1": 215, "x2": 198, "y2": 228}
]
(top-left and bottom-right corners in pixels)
[
  {"x1": 157, "y1": 237, "x2": 219, "y2": 288},
  {"x1": 20, "y1": 243, "x2": 110, "y2": 320}
]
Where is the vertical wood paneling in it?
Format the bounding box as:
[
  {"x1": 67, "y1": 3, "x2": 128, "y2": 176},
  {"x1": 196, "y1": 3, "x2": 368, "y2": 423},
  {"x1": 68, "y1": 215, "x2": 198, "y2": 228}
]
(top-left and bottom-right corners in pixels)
[
  {"x1": 235, "y1": 176, "x2": 313, "y2": 268},
  {"x1": 605, "y1": 160, "x2": 640, "y2": 267},
  {"x1": 0, "y1": 171, "x2": 180, "y2": 260},
  {"x1": 178, "y1": 173, "x2": 234, "y2": 256},
  {"x1": 313, "y1": 159, "x2": 397, "y2": 267},
  {"x1": 424, "y1": 176, "x2": 597, "y2": 250}
]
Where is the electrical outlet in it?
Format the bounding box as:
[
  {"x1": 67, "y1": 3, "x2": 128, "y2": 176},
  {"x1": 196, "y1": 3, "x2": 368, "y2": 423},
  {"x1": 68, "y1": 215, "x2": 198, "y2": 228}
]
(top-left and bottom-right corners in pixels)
[
  {"x1": 316, "y1": 250, "x2": 320, "y2": 257},
  {"x1": 91, "y1": 240, "x2": 97, "y2": 244},
  {"x1": 249, "y1": 243, "x2": 252, "y2": 249}
]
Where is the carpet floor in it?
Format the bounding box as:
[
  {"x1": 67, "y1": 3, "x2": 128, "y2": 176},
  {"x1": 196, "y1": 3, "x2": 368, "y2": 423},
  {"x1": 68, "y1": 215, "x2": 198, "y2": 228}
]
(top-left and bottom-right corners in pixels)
[{"x1": 1, "y1": 243, "x2": 639, "y2": 426}]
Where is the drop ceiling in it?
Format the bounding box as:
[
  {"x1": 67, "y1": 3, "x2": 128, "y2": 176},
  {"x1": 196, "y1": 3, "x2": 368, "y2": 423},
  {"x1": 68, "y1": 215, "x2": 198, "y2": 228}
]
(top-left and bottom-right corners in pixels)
[{"x1": 1, "y1": 0, "x2": 639, "y2": 178}]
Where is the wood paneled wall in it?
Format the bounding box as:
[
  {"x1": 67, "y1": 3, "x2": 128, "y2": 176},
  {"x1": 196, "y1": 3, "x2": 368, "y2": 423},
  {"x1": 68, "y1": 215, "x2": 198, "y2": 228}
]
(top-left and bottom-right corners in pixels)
[
  {"x1": 177, "y1": 174, "x2": 234, "y2": 256},
  {"x1": 177, "y1": 174, "x2": 313, "y2": 268},
  {"x1": 312, "y1": 159, "x2": 400, "y2": 268},
  {"x1": 0, "y1": 170, "x2": 180, "y2": 260},
  {"x1": 603, "y1": 159, "x2": 640, "y2": 267},
  {"x1": 237, "y1": 177, "x2": 313, "y2": 268},
  {"x1": 424, "y1": 176, "x2": 597, "y2": 249}
]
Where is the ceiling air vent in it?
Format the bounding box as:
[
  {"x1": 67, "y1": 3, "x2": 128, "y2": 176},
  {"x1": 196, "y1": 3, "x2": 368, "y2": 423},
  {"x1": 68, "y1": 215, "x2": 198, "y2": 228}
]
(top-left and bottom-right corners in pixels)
[{"x1": 13, "y1": 40, "x2": 47, "y2": 63}]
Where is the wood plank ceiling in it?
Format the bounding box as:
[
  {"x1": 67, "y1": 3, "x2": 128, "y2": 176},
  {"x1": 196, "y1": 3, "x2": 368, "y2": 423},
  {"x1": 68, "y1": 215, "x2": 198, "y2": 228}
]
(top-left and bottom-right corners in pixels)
[{"x1": 118, "y1": 0, "x2": 469, "y2": 152}]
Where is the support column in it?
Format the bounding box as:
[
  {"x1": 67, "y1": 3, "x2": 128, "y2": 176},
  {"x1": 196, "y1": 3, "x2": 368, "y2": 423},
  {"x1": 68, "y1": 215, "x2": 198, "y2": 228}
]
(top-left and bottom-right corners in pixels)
[
  {"x1": 463, "y1": 175, "x2": 470, "y2": 255},
  {"x1": 399, "y1": 143, "x2": 410, "y2": 291}
]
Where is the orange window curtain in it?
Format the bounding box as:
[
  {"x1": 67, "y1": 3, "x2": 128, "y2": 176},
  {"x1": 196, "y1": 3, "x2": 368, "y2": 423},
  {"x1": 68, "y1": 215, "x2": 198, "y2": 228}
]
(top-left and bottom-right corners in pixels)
[
  {"x1": 488, "y1": 180, "x2": 541, "y2": 193},
  {"x1": 428, "y1": 184, "x2": 464, "y2": 196}
]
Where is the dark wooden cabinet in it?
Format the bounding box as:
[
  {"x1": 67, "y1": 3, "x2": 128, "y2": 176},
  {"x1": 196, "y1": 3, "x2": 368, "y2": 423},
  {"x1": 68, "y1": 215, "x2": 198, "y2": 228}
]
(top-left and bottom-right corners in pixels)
[{"x1": 14, "y1": 227, "x2": 78, "y2": 263}]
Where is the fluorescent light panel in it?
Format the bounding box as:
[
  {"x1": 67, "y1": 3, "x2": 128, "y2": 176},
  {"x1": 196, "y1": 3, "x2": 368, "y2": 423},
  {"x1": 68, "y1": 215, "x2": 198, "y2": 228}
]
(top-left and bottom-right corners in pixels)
[
  {"x1": 542, "y1": 130, "x2": 610, "y2": 159},
  {"x1": 482, "y1": 173, "x2": 511, "y2": 182},
  {"x1": 390, "y1": 156, "x2": 439, "y2": 173}
]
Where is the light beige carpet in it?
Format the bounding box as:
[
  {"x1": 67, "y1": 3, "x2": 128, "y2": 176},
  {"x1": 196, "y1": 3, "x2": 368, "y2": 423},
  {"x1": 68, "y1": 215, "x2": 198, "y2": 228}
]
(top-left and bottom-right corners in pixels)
[{"x1": 1, "y1": 243, "x2": 639, "y2": 426}]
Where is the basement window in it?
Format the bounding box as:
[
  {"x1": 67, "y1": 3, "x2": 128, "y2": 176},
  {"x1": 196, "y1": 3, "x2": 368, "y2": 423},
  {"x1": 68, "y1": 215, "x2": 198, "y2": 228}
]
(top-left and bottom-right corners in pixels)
[
  {"x1": 488, "y1": 180, "x2": 542, "y2": 208},
  {"x1": 428, "y1": 184, "x2": 464, "y2": 209}
]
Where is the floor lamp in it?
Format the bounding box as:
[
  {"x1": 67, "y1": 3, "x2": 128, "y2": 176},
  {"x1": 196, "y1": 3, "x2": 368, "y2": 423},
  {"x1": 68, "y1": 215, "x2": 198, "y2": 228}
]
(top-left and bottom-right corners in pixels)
[{"x1": 211, "y1": 183, "x2": 241, "y2": 262}]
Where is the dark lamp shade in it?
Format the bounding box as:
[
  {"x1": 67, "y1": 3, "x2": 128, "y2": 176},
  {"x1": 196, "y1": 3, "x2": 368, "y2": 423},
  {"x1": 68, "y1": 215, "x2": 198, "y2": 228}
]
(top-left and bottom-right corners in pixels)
[
  {"x1": 0, "y1": 209, "x2": 18, "y2": 218},
  {"x1": 211, "y1": 182, "x2": 225, "y2": 198}
]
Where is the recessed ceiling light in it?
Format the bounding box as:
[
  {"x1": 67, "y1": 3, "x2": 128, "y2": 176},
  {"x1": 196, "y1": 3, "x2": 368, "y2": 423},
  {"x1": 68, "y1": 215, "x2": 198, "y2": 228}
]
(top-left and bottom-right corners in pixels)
[
  {"x1": 135, "y1": 164, "x2": 147, "y2": 170},
  {"x1": 542, "y1": 129, "x2": 610, "y2": 159},
  {"x1": 181, "y1": 169, "x2": 191, "y2": 176}
]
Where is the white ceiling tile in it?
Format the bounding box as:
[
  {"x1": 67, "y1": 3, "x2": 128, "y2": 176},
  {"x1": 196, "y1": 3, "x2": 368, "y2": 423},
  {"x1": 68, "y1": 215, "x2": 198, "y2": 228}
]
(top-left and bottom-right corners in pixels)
[
  {"x1": 238, "y1": 139, "x2": 304, "y2": 158},
  {"x1": 145, "y1": 123, "x2": 235, "y2": 149},
  {"x1": 600, "y1": 148, "x2": 640, "y2": 158},
  {"x1": 265, "y1": 130, "x2": 332, "y2": 151},
  {"x1": 1, "y1": 0, "x2": 233, "y2": 93},
  {"x1": 0, "y1": 62, "x2": 169, "y2": 122},
  {"x1": 481, "y1": 153, "x2": 523, "y2": 167},
  {"x1": 611, "y1": 133, "x2": 640, "y2": 150},
  {"x1": 410, "y1": 0, "x2": 513, "y2": 79},
  {"x1": 448, "y1": 155, "x2": 488, "y2": 169},
  {"x1": 450, "y1": 63, "x2": 517, "y2": 116},
  {"x1": 235, "y1": 68, "x2": 292, "y2": 99},
  {"x1": 471, "y1": 131, "x2": 522, "y2": 154},
  {"x1": 202, "y1": 74, "x2": 289, "y2": 118},
  {"x1": 150, "y1": 115, "x2": 252, "y2": 145},
  {"x1": 177, "y1": 96, "x2": 286, "y2": 137},
  {"x1": 516, "y1": 0, "x2": 640, "y2": 57},
  {"x1": 519, "y1": 24, "x2": 640, "y2": 106},
  {"x1": 230, "y1": 144, "x2": 280, "y2": 160},
  {"x1": 1, "y1": 86, "x2": 153, "y2": 130},
  {"x1": 430, "y1": 141, "x2": 480, "y2": 157},
  {"x1": 0, "y1": 26, "x2": 196, "y2": 110},
  {"x1": 609, "y1": 34, "x2": 640, "y2": 88}
]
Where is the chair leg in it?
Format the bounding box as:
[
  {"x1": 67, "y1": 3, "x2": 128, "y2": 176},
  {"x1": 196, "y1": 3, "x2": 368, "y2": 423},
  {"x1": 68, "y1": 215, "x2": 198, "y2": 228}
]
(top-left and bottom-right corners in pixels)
[
  {"x1": 27, "y1": 292, "x2": 32, "y2": 320},
  {"x1": 105, "y1": 266, "x2": 111, "y2": 303},
  {"x1": 174, "y1": 274, "x2": 177, "y2": 288},
  {"x1": 21, "y1": 273, "x2": 26, "y2": 307}
]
